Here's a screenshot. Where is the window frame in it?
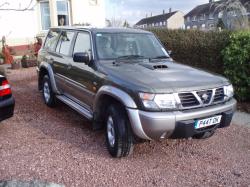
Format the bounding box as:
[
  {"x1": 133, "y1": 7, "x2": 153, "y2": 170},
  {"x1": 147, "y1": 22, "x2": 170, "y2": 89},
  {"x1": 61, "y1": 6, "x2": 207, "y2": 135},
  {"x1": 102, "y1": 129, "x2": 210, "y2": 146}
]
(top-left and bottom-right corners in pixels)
[
  {"x1": 71, "y1": 30, "x2": 94, "y2": 60},
  {"x1": 72, "y1": 31, "x2": 92, "y2": 57}
]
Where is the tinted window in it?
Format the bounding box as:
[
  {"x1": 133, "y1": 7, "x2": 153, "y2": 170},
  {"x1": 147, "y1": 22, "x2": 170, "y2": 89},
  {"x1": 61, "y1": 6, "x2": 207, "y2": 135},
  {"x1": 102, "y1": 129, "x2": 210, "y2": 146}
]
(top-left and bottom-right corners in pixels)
[
  {"x1": 73, "y1": 32, "x2": 91, "y2": 55},
  {"x1": 56, "y1": 31, "x2": 75, "y2": 56},
  {"x1": 44, "y1": 29, "x2": 60, "y2": 51}
]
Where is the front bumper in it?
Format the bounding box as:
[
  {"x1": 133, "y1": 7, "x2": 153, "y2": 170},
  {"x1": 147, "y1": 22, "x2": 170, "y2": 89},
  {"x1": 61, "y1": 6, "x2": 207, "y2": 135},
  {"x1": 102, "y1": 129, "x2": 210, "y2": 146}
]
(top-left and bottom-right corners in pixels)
[
  {"x1": 127, "y1": 99, "x2": 237, "y2": 140},
  {"x1": 0, "y1": 96, "x2": 15, "y2": 122}
]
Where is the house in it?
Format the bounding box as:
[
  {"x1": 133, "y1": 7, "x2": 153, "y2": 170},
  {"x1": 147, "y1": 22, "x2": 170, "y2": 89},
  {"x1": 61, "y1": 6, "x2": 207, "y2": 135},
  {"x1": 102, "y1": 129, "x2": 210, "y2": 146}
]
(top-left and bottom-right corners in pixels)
[
  {"x1": 185, "y1": 0, "x2": 250, "y2": 30},
  {"x1": 135, "y1": 10, "x2": 184, "y2": 29},
  {"x1": 0, "y1": 0, "x2": 105, "y2": 47}
]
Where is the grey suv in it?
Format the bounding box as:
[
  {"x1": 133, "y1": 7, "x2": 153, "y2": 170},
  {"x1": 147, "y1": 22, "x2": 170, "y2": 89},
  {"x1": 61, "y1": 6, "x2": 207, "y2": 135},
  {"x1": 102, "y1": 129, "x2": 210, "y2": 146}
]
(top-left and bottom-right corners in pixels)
[{"x1": 37, "y1": 27, "x2": 236, "y2": 158}]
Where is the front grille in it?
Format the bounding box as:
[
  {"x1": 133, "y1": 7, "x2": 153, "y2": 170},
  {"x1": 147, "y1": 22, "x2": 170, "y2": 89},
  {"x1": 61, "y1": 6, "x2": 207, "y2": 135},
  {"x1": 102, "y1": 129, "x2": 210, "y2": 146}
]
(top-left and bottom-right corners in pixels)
[
  {"x1": 197, "y1": 90, "x2": 213, "y2": 104},
  {"x1": 178, "y1": 92, "x2": 199, "y2": 107},
  {"x1": 178, "y1": 87, "x2": 225, "y2": 109},
  {"x1": 213, "y1": 88, "x2": 224, "y2": 103}
]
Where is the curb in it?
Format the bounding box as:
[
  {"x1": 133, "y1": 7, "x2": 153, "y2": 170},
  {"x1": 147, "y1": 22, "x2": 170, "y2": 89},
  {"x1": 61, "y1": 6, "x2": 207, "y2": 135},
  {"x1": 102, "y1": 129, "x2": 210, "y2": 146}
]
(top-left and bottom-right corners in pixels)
[{"x1": 232, "y1": 111, "x2": 250, "y2": 127}]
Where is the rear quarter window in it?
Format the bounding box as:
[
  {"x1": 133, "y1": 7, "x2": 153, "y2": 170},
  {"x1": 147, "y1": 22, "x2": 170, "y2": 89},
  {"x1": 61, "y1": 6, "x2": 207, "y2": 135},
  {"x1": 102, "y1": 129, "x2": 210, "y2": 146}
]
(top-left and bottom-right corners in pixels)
[{"x1": 44, "y1": 29, "x2": 61, "y2": 51}]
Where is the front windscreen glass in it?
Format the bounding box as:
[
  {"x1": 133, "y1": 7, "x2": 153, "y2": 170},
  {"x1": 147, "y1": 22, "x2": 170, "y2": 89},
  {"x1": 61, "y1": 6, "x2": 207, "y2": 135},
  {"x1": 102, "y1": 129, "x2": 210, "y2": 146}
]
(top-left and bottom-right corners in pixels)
[{"x1": 95, "y1": 32, "x2": 169, "y2": 60}]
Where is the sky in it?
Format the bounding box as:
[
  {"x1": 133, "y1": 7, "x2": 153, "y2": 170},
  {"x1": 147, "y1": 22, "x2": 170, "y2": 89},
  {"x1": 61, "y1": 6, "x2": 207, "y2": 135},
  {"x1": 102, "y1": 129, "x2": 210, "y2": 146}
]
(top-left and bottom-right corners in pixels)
[{"x1": 105, "y1": 0, "x2": 210, "y2": 25}]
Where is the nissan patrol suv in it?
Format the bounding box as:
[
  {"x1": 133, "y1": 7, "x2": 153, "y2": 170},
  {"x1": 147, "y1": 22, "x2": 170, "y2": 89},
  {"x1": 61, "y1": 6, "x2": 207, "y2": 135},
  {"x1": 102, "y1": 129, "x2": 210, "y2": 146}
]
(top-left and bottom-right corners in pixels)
[{"x1": 37, "y1": 27, "x2": 236, "y2": 158}]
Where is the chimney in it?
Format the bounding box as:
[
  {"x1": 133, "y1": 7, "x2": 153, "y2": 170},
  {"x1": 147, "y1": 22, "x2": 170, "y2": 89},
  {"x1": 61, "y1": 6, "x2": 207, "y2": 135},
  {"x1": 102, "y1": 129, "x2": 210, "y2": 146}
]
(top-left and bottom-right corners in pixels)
[
  {"x1": 163, "y1": 10, "x2": 165, "y2": 14},
  {"x1": 169, "y1": 8, "x2": 172, "y2": 13},
  {"x1": 151, "y1": 12, "x2": 153, "y2": 17}
]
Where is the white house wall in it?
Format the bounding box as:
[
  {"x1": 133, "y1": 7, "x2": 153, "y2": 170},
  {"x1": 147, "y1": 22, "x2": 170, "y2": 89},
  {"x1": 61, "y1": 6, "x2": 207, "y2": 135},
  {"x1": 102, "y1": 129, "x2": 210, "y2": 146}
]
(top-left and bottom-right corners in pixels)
[
  {"x1": 0, "y1": 0, "x2": 38, "y2": 46},
  {"x1": 167, "y1": 11, "x2": 185, "y2": 29},
  {"x1": 71, "y1": 0, "x2": 105, "y2": 27},
  {"x1": 0, "y1": 0, "x2": 106, "y2": 46}
]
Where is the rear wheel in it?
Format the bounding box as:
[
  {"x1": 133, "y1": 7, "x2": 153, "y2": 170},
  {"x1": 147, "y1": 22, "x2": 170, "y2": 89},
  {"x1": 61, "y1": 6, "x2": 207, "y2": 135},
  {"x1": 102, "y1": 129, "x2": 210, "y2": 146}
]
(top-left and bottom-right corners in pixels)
[
  {"x1": 105, "y1": 103, "x2": 134, "y2": 158},
  {"x1": 42, "y1": 75, "x2": 56, "y2": 107},
  {"x1": 193, "y1": 130, "x2": 215, "y2": 139}
]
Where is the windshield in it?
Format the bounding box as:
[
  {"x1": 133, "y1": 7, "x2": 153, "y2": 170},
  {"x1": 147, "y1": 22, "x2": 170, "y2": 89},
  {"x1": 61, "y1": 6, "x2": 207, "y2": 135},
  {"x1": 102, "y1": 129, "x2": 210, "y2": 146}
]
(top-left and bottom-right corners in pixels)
[{"x1": 95, "y1": 32, "x2": 170, "y2": 60}]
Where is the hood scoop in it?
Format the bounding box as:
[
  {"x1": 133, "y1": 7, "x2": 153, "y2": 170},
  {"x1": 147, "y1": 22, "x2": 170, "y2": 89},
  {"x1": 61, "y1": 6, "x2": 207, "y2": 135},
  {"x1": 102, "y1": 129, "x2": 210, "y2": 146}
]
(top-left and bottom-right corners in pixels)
[{"x1": 139, "y1": 63, "x2": 168, "y2": 70}]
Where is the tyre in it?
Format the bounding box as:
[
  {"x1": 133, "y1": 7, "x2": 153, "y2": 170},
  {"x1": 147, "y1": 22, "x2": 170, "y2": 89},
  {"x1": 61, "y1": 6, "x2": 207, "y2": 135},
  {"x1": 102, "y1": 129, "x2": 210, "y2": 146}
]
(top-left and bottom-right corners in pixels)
[
  {"x1": 193, "y1": 130, "x2": 215, "y2": 139},
  {"x1": 42, "y1": 75, "x2": 56, "y2": 107},
  {"x1": 105, "y1": 103, "x2": 134, "y2": 158}
]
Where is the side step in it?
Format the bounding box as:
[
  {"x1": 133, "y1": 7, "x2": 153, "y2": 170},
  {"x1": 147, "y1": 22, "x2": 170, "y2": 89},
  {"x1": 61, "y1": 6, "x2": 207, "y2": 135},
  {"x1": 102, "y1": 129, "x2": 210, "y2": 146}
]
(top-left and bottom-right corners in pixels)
[{"x1": 56, "y1": 95, "x2": 93, "y2": 120}]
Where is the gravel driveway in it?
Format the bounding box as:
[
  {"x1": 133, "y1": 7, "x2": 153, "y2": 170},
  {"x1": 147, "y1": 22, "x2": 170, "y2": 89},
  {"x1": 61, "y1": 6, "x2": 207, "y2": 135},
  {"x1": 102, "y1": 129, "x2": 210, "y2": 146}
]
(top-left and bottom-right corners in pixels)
[{"x1": 0, "y1": 68, "x2": 250, "y2": 187}]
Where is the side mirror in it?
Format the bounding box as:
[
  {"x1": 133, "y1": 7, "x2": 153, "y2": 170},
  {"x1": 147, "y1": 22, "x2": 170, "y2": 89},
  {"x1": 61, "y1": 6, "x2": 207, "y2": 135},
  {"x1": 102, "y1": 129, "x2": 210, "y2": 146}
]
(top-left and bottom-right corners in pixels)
[{"x1": 73, "y1": 52, "x2": 90, "y2": 64}]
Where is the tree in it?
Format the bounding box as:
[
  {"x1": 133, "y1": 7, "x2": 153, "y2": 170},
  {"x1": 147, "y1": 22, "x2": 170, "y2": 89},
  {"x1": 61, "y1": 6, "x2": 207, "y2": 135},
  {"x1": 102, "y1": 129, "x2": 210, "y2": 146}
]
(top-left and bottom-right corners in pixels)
[
  {"x1": 212, "y1": 0, "x2": 249, "y2": 30},
  {"x1": 105, "y1": 18, "x2": 124, "y2": 27},
  {"x1": 123, "y1": 20, "x2": 130, "y2": 28}
]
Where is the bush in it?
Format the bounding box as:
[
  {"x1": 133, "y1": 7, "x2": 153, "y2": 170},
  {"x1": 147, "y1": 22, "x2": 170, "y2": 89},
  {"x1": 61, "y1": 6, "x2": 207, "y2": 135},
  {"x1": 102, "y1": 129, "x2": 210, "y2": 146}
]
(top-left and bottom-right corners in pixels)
[
  {"x1": 222, "y1": 31, "x2": 250, "y2": 101},
  {"x1": 149, "y1": 29, "x2": 231, "y2": 74}
]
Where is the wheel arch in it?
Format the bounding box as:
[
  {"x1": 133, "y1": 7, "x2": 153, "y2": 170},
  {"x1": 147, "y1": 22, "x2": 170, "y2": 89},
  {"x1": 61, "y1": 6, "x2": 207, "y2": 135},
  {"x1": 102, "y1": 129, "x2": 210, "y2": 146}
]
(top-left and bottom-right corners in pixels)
[
  {"x1": 93, "y1": 86, "x2": 137, "y2": 129},
  {"x1": 38, "y1": 62, "x2": 60, "y2": 94}
]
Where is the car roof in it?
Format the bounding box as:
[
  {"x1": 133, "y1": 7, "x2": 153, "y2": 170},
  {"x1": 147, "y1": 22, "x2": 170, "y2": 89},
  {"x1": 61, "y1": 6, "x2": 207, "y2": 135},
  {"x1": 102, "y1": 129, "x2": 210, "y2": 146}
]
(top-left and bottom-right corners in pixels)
[{"x1": 50, "y1": 26, "x2": 152, "y2": 34}]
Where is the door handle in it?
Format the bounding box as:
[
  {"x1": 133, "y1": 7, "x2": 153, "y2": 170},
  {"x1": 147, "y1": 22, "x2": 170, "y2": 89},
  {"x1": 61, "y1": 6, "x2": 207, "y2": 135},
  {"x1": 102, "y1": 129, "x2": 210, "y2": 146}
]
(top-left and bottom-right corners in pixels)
[{"x1": 67, "y1": 64, "x2": 72, "y2": 70}]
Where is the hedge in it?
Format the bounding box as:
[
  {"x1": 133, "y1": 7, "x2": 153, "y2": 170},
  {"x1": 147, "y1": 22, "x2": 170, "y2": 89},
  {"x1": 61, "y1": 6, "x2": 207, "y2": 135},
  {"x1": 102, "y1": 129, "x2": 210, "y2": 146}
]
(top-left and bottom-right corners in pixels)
[
  {"x1": 222, "y1": 31, "x2": 250, "y2": 101},
  {"x1": 149, "y1": 29, "x2": 249, "y2": 101},
  {"x1": 149, "y1": 29, "x2": 231, "y2": 74}
]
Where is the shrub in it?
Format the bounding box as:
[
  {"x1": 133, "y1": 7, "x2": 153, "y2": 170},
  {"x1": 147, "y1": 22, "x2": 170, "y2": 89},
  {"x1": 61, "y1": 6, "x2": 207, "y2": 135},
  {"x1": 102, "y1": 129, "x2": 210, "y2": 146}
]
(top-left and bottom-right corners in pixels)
[
  {"x1": 222, "y1": 31, "x2": 250, "y2": 101},
  {"x1": 149, "y1": 29, "x2": 231, "y2": 74}
]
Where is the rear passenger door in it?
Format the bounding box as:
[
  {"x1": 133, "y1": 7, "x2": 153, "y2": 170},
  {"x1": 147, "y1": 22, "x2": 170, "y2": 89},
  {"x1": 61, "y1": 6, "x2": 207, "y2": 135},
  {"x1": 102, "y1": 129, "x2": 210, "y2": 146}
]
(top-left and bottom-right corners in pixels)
[{"x1": 53, "y1": 30, "x2": 76, "y2": 94}]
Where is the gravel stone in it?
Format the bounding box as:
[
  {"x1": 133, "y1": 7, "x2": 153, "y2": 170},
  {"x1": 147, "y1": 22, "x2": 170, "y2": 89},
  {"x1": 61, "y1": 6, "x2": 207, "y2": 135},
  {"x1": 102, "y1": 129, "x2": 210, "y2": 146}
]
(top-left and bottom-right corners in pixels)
[{"x1": 0, "y1": 68, "x2": 250, "y2": 187}]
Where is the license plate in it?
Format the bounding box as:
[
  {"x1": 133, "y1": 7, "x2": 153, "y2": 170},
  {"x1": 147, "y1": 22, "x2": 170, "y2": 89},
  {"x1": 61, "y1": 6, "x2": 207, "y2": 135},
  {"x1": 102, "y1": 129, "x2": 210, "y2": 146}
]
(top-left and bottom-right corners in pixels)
[{"x1": 195, "y1": 115, "x2": 222, "y2": 129}]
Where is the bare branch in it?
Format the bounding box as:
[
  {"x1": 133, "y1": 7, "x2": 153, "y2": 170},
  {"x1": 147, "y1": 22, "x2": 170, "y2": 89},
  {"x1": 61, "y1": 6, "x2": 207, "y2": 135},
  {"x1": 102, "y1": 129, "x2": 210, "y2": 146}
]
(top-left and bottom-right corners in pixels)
[
  {"x1": 0, "y1": 0, "x2": 35, "y2": 11},
  {"x1": 0, "y1": 2, "x2": 9, "y2": 8}
]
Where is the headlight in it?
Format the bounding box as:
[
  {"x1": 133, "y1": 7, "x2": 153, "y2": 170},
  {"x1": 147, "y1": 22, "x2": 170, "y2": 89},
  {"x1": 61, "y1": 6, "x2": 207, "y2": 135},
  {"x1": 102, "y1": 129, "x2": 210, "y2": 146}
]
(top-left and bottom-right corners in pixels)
[
  {"x1": 224, "y1": 84, "x2": 234, "y2": 100},
  {"x1": 139, "y1": 93, "x2": 177, "y2": 109}
]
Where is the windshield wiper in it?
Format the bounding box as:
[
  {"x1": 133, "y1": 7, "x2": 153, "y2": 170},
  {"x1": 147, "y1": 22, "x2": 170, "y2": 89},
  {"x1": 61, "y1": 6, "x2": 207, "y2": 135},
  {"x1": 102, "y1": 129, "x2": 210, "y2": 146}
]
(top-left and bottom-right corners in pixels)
[
  {"x1": 116, "y1": 55, "x2": 146, "y2": 60},
  {"x1": 150, "y1": 55, "x2": 170, "y2": 60}
]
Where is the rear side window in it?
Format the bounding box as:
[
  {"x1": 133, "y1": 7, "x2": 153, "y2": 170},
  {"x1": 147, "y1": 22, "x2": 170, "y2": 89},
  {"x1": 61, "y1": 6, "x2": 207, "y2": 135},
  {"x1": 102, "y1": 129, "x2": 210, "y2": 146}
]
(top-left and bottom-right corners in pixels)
[
  {"x1": 73, "y1": 32, "x2": 91, "y2": 55},
  {"x1": 44, "y1": 29, "x2": 60, "y2": 51},
  {"x1": 56, "y1": 31, "x2": 75, "y2": 56}
]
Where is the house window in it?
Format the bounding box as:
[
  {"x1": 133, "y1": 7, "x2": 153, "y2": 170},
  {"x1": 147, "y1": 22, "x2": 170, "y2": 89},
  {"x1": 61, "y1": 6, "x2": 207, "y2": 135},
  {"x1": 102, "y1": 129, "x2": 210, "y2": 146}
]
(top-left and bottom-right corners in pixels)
[
  {"x1": 192, "y1": 16, "x2": 197, "y2": 21},
  {"x1": 187, "y1": 16, "x2": 190, "y2": 22},
  {"x1": 209, "y1": 13, "x2": 214, "y2": 19},
  {"x1": 201, "y1": 24, "x2": 206, "y2": 29},
  {"x1": 200, "y1": 14, "x2": 205, "y2": 20},
  {"x1": 57, "y1": 0, "x2": 70, "y2": 26},
  {"x1": 187, "y1": 26, "x2": 191, "y2": 29},
  {"x1": 40, "y1": 2, "x2": 51, "y2": 30}
]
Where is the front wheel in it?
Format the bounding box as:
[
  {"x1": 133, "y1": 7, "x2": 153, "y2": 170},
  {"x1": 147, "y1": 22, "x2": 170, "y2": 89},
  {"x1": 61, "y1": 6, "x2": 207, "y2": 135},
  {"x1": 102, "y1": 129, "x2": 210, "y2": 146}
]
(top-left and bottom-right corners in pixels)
[{"x1": 105, "y1": 103, "x2": 134, "y2": 158}]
